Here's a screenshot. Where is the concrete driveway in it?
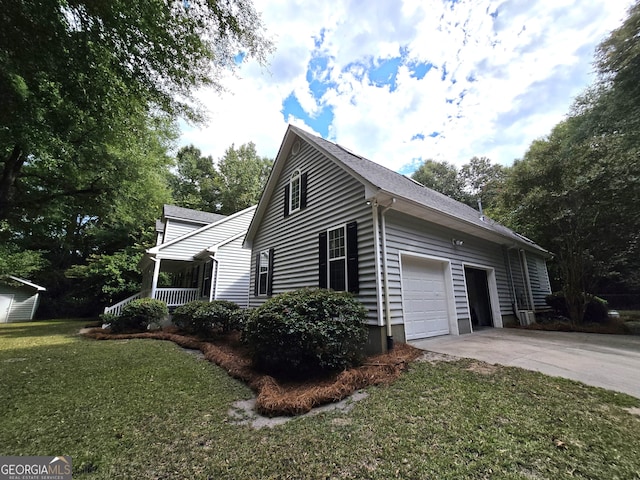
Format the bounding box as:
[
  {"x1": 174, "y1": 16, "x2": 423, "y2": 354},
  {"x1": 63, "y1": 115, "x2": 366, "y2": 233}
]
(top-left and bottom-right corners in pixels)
[{"x1": 410, "y1": 328, "x2": 640, "y2": 399}]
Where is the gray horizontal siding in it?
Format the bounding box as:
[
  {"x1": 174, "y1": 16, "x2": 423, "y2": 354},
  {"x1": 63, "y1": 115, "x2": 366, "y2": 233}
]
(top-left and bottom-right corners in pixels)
[
  {"x1": 249, "y1": 140, "x2": 378, "y2": 323},
  {"x1": 158, "y1": 209, "x2": 253, "y2": 260},
  {"x1": 383, "y1": 210, "x2": 513, "y2": 324},
  {"x1": 163, "y1": 219, "x2": 202, "y2": 243},
  {"x1": 214, "y1": 237, "x2": 251, "y2": 308},
  {"x1": 0, "y1": 286, "x2": 38, "y2": 322}
]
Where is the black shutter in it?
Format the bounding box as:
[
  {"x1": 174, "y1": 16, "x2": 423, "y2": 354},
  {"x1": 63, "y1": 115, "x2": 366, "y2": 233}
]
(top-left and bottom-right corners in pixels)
[
  {"x1": 300, "y1": 172, "x2": 308, "y2": 209},
  {"x1": 319, "y1": 231, "x2": 328, "y2": 289},
  {"x1": 267, "y1": 248, "x2": 275, "y2": 296},
  {"x1": 346, "y1": 221, "x2": 359, "y2": 293},
  {"x1": 284, "y1": 184, "x2": 290, "y2": 217},
  {"x1": 254, "y1": 253, "x2": 260, "y2": 296}
]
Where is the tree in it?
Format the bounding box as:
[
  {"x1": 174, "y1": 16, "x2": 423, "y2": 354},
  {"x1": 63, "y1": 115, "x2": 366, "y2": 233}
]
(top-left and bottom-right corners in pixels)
[
  {"x1": 459, "y1": 156, "x2": 506, "y2": 212},
  {"x1": 0, "y1": 0, "x2": 272, "y2": 219},
  {"x1": 216, "y1": 143, "x2": 273, "y2": 214},
  {"x1": 169, "y1": 145, "x2": 220, "y2": 212},
  {"x1": 0, "y1": 242, "x2": 47, "y2": 279},
  {"x1": 497, "y1": 118, "x2": 640, "y2": 324},
  {"x1": 411, "y1": 160, "x2": 470, "y2": 205}
]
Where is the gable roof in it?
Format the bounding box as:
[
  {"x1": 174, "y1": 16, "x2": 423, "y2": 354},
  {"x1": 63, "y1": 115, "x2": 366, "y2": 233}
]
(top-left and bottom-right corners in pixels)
[
  {"x1": 246, "y1": 125, "x2": 549, "y2": 255},
  {"x1": 148, "y1": 205, "x2": 257, "y2": 256},
  {"x1": 162, "y1": 205, "x2": 226, "y2": 225}
]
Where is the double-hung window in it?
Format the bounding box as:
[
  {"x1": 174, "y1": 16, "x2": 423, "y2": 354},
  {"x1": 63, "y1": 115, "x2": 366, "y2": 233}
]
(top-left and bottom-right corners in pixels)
[
  {"x1": 289, "y1": 169, "x2": 301, "y2": 213},
  {"x1": 284, "y1": 169, "x2": 307, "y2": 217},
  {"x1": 255, "y1": 248, "x2": 274, "y2": 296},
  {"x1": 319, "y1": 221, "x2": 358, "y2": 293},
  {"x1": 328, "y1": 226, "x2": 347, "y2": 291},
  {"x1": 258, "y1": 250, "x2": 270, "y2": 295}
]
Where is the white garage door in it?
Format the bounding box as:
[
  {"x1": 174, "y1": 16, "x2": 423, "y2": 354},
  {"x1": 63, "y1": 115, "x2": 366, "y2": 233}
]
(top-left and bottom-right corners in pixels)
[{"x1": 402, "y1": 257, "x2": 450, "y2": 340}]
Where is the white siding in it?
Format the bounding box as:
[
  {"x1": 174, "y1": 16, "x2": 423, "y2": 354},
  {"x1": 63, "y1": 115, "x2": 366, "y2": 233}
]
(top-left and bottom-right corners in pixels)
[
  {"x1": 384, "y1": 210, "x2": 513, "y2": 325},
  {"x1": 163, "y1": 219, "x2": 205, "y2": 243},
  {"x1": 0, "y1": 285, "x2": 39, "y2": 322},
  {"x1": 214, "y1": 236, "x2": 251, "y2": 307},
  {"x1": 249, "y1": 141, "x2": 378, "y2": 322},
  {"x1": 158, "y1": 209, "x2": 254, "y2": 260}
]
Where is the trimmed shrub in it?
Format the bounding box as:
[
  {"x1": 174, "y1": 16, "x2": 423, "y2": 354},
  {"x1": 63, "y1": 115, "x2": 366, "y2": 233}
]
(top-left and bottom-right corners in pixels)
[
  {"x1": 172, "y1": 300, "x2": 240, "y2": 336},
  {"x1": 99, "y1": 312, "x2": 118, "y2": 327},
  {"x1": 545, "y1": 292, "x2": 609, "y2": 323},
  {"x1": 243, "y1": 288, "x2": 368, "y2": 377},
  {"x1": 111, "y1": 298, "x2": 168, "y2": 333}
]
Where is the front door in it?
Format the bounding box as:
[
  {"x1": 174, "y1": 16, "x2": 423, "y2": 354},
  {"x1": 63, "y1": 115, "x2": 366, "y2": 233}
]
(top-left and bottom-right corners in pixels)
[{"x1": 0, "y1": 295, "x2": 14, "y2": 323}]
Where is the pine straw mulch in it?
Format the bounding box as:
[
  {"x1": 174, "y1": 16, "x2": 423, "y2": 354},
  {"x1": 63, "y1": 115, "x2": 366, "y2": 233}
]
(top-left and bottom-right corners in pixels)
[{"x1": 82, "y1": 328, "x2": 423, "y2": 417}]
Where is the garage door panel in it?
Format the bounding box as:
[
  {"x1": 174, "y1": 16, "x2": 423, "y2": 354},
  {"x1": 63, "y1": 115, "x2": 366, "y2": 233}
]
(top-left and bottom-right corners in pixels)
[{"x1": 402, "y1": 257, "x2": 451, "y2": 340}]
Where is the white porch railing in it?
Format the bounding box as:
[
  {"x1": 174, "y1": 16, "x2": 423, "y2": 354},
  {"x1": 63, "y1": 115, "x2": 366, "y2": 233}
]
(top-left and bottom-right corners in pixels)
[
  {"x1": 104, "y1": 292, "x2": 143, "y2": 316},
  {"x1": 103, "y1": 288, "x2": 199, "y2": 315},
  {"x1": 154, "y1": 288, "x2": 199, "y2": 306}
]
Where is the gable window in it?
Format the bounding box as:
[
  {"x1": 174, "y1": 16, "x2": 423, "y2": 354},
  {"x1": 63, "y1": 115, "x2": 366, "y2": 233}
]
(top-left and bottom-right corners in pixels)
[
  {"x1": 319, "y1": 221, "x2": 359, "y2": 293},
  {"x1": 254, "y1": 248, "x2": 274, "y2": 296},
  {"x1": 284, "y1": 170, "x2": 307, "y2": 217},
  {"x1": 290, "y1": 169, "x2": 301, "y2": 213}
]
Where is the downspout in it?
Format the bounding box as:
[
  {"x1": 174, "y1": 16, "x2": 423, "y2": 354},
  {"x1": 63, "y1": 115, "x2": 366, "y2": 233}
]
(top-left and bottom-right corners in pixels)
[
  {"x1": 381, "y1": 198, "x2": 396, "y2": 350},
  {"x1": 371, "y1": 201, "x2": 384, "y2": 329}
]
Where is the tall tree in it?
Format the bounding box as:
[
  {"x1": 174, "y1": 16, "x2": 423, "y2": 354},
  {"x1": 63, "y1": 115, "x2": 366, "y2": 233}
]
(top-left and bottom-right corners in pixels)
[
  {"x1": 0, "y1": 0, "x2": 272, "y2": 219},
  {"x1": 411, "y1": 159, "x2": 470, "y2": 205},
  {"x1": 459, "y1": 156, "x2": 506, "y2": 212},
  {"x1": 216, "y1": 143, "x2": 272, "y2": 214},
  {"x1": 169, "y1": 145, "x2": 220, "y2": 212}
]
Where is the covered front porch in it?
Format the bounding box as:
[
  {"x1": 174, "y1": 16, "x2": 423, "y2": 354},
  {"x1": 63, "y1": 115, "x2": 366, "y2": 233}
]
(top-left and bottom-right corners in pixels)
[{"x1": 104, "y1": 256, "x2": 217, "y2": 315}]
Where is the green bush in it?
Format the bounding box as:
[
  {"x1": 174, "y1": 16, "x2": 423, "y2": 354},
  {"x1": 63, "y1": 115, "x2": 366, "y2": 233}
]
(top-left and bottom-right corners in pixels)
[
  {"x1": 545, "y1": 292, "x2": 609, "y2": 323},
  {"x1": 243, "y1": 288, "x2": 368, "y2": 377},
  {"x1": 111, "y1": 298, "x2": 168, "y2": 333},
  {"x1": 172, "y1": 300, "x2": 240, "y2": 336},
  {"x1": 99, "y1": 312, "x2": 118, "y2": 326}
]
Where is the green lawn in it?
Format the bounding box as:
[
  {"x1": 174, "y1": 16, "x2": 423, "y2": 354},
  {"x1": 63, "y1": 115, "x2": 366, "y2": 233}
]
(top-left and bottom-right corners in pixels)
[{"x1": 1, "y1": 320, "x2": 639, "y2": 479}]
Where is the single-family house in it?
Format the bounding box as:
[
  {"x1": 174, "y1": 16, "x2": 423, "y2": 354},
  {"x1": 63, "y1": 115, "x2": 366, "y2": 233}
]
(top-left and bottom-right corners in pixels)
[
  {"x1": 244, "y1": 125, "x2": 552, "y2": 353},
  {"x1": 104, "y1": 204, "x2": 256, "y2": 315},
  {"x1": 0, "y1": 276, "x2": 46, "y2": 323}
]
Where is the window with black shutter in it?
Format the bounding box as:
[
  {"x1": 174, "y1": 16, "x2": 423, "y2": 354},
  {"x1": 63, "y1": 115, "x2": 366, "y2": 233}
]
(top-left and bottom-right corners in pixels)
[
  {"x1": 284, "y1": 170, "x2": 307, "y2": 218},
  {"x1": 256, "y1": 248, "x2": 274, "y2": 296},
  {"x1": 319, "y1": 221, "x2": 358, "y2": 292}
]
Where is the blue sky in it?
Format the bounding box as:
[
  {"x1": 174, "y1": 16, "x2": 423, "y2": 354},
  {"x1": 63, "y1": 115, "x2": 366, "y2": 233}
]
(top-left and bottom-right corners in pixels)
[{"x1": 181, "y1": 0, "x2": 633, "y2": 174}]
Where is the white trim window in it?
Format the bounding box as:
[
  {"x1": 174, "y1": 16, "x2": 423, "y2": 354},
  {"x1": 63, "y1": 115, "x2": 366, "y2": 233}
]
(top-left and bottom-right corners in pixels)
[
  {"x1": 328, "y1": 225, "x2": 347, "y2": 291},
  {"x1": 258, "y1": 250, "x2": 270, "y2": 295},
  {"x1": 289, "y1": 169, "x2": 301, "y2": 214}
]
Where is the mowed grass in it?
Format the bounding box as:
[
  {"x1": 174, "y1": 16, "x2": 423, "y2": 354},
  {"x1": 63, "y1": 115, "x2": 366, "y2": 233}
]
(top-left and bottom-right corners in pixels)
[{"x1": 1, "y1": 320, "x2": 639, "y2": 479}]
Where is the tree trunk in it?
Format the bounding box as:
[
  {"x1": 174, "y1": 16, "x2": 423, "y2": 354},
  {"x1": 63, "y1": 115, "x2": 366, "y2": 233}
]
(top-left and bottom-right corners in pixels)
[{"x1": 0, "y1": 145, "x2": 25, "y2": 219}]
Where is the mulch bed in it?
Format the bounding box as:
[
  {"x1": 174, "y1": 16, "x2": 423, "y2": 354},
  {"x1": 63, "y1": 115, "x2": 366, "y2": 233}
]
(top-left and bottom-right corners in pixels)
[{"x1": 82, "y1": 328, "x2": 423, "y2": 416}]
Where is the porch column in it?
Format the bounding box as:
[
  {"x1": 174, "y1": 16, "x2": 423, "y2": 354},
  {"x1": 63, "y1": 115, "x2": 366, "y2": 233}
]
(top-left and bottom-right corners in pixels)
[
  {"x1": 150, "y1": 257, "x2": 161, "y2": 300},
  {"x1": 209, "y1": 256, "x2": 217, "y2": 302}
]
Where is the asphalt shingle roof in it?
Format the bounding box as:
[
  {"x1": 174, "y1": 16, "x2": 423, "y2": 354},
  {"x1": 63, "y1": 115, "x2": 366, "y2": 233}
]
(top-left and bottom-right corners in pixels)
[
  {"x1": 162, "y1": 205, "x2": 226, "y2": 225},
  {"x1": 291, "y1": 125, "x2": 545, "y2": 252}
]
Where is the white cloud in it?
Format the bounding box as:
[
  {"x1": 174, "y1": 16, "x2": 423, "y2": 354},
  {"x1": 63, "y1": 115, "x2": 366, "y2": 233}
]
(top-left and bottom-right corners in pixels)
[{"x1": 179, "y1": 0, "x2": 634, "y2": 171}]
